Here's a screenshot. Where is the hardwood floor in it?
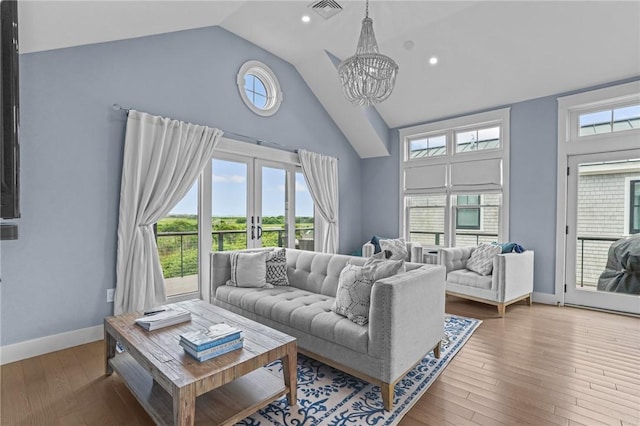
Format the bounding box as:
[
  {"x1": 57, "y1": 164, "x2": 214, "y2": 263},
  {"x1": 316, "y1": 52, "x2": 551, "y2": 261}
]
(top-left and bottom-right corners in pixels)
[{"x1": 1, "y1": 297, "x2": 639, "y2": 425}]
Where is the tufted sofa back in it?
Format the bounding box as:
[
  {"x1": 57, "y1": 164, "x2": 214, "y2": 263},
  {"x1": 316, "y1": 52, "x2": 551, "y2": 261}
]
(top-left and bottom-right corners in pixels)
[
  {"x1": 210, "y1": 248, "x2": 426, "y2": 299},
  {"x1": 439, "y1": 246, "x2": 475, "y2": 273}
]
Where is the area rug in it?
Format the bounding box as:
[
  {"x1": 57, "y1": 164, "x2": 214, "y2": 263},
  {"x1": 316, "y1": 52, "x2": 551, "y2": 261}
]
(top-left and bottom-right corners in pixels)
[{"x1": 237, "y1": 314, "x2": 481, "y2": 426}]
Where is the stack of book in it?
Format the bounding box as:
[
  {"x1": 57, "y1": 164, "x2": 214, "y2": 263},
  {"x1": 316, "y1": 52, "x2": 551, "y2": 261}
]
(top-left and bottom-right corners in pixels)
[
  {"x1": 179, "y1": 323, "x2": 243, "y2": 362},
  {"x1": 134, "y1": 307, "x2": 191, "y2": 331}
]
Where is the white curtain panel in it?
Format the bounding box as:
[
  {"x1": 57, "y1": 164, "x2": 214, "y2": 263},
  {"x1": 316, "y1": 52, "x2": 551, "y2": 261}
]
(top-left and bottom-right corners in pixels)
[
  {"x1": 299, "y1": 149, "x2": 339, "y2": 253},
  {"x1": 115, "y1": 111, "x2": 223, "y2": 315}
]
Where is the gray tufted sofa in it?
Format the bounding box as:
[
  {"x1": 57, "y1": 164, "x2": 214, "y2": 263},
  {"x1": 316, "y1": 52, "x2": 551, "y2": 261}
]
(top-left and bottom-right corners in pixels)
[{"x1": 210, "y1": 248, "x2": 446, "y2": 410}]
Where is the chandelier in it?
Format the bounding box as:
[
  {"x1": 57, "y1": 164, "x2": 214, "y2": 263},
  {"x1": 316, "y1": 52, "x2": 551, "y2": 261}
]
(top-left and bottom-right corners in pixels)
[{"x1": 338, "y1": 0, "x2": 398, "y2": 107}]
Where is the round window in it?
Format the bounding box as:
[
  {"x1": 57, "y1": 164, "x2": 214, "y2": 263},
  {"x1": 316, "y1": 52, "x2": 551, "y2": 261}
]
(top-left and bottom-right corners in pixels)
[{"x1": 237, "y1": 61, "x2": 282, "y2": 117}]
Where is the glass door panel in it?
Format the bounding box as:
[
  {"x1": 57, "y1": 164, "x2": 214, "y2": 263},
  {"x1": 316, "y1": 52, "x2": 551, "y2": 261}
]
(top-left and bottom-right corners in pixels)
[
  {"x1": 295, "y1": 172, "x2": 314, "y2": 251},
  {"x1": 258, "y1": 165, "x2": 288, "y2": 248},
  {"x1": 566, "y1": 152, "x2": 640, "y2": 314},
  {"x1": 158, "y1": 181, "x2": 199, "y2": 297},
  {"x1": 211, "y1": 158, "x2": 250, "y2": 251}
]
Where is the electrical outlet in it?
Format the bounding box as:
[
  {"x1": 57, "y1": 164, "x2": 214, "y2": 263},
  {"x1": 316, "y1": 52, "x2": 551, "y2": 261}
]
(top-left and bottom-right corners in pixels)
[{"x1": 107, "y1": 288, "x2": 115, "y2": 303}]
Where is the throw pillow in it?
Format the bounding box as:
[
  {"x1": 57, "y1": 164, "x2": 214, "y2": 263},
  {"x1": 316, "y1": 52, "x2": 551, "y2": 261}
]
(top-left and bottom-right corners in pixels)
[
  {"x1": 370, "y1": 235, "x2": 383, "y2": 254},
  {"x1": 332, "y1": 264, "x2": 375, "y2": 326},
  {"x1": 363, "y1": 257, "x2": 405, "y2": 281},
  {"x1": 466, "y1": 243, "x2": 502, "y2": 276},
  {"x1": 266, "y1": 248, "x2": 289, "y2": 286},
  {"x1": 371, "y1": 249, "x2": 392, "y2": 260},
  {"x1": 227, "y1": 251, "x2": 273, "y2": 288},
  {"x1": 380, "y1": 238, "x2": 408, "y2": 261}
]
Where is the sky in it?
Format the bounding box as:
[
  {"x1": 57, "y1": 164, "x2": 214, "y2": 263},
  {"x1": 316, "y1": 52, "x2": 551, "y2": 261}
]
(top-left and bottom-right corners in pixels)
[{"x1": 170, "y1": 159, "x2": 314, "y2": 217}]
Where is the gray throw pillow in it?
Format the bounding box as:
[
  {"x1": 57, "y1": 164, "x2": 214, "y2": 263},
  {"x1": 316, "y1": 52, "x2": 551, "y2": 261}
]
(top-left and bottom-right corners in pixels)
[
  {"x1": 266, "y1": 248, "x2": 289, "y2": 286},
  {"x1": 227, "y1": 251, "x2": 273, "y2": 288},
  {"x1": 332, "y1": 264, "x2": 375, "y2": 326},
  {"x1": 380, "y1": 238, "x2": 408, "y2": 260},
  {"x1": 363, "y1": 257, "x2": 405, "y2": 280},
  {"x1": 466, "y1": 243, "x2": 502, "y2": 276}
]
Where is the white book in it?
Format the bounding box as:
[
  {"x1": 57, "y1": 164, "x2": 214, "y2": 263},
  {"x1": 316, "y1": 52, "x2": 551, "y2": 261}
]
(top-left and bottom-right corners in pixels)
[{"x1": 135, "y1": 308, "x2": 191, "y2": 331}]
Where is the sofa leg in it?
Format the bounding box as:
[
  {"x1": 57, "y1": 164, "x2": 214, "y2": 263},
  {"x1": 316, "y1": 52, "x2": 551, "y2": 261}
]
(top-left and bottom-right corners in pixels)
[
  {"x1": 528, "y1": 293, "x2": 533, "y2": 306},
  {"x1": 381, "y1": 382, "x2": 394, "y2": 411},
  {"x1": 497, "y1": 303, "x2": 506, "y2": 317},
  {"x1": 433, "y1": 342, "x2": 441, "y2": 359}
]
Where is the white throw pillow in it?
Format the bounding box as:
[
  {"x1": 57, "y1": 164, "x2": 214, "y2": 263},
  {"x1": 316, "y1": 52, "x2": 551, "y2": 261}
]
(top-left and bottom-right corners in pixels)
[
  {"x1": 380, "y1": 238, "x2": 408, "y2": 261},
  {"x1": 466, "y1": 243, "x2": 502, "y2": 276},
  {"x1": 362, "y1": 257, "x2": 405, "y2": 280},
  {"x1": 227, "y1": 251, "x2": 273, "y2": 288},
  {"x1": 266, "y1": 248, "x2": 289, "y2": 286},
  {"x1": 332, "y1": 264, "x2": 375, "y2": 326}
]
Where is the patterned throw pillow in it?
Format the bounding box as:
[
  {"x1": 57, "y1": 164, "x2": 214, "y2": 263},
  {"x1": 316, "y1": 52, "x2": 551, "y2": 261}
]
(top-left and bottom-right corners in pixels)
[
  {"x1": 379, "y1": 238, "x2": 408, "y2": 261},
  {"x1": 466, "y1": 243, "x2": 502, "y2": 276},
  {"x1": 332, "y1": 264, "x2": 375, "y2": 326},
  {"x1": 266, "y1": 248, "x2": 289, "y2": 286},
  {"x1": 227, "y1": 251, "x2": 273, "y2": 288}
]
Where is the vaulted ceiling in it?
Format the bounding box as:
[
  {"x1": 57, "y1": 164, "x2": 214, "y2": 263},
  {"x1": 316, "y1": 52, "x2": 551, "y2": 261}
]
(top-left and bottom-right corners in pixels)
[{"x1": 18, "y1": 1, "x2": 640, "y2": 157}]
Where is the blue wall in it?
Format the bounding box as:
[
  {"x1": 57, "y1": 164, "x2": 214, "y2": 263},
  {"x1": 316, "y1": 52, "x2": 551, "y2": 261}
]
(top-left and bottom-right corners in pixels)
[
  {"x1": 362, "y1": 78, "x2": 640, "y2": 296},
  {"x1": 0, "y1": 26, "x2": 362, "y2": 346}
]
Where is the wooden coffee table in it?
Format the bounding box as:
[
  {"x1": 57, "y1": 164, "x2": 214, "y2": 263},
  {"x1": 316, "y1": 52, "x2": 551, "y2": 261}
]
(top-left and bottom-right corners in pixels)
[{"x1": 104, "y1": 299, "x2": 297, "y2": 426}]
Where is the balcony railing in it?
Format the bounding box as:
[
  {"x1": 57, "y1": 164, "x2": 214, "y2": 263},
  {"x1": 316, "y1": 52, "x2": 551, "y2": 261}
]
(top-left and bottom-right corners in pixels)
[
  {"x1": 156, "y1": 227, "x2": 314, "y2": 279},
  {"x1": 409, "y1": 231, "x2": 498, "y2": 246},
  {"x1": 577, "y1": 236, "x2": 618, "y2": 287}
]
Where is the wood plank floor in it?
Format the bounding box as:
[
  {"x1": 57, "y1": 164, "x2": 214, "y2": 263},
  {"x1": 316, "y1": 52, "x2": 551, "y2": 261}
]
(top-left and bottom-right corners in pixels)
[{"x1": 1, "y1": 297, "x2": 639, "y2": 425}]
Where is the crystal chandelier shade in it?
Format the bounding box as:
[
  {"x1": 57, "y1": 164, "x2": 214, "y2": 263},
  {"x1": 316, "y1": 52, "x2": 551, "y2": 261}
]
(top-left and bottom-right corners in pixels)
[{"x1": 338, "y1": 1, "x2": 398, "y2": 107}]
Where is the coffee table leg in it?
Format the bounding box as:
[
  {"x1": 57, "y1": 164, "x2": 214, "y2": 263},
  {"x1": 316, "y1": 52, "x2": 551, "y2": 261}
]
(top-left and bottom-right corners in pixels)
[
  {"x1": 104, "y1": 328, "x2": 116, "y2": 376},
  {"x1": 282, "y1": 345, "x2": 297, "y2": 406},
  {"x1": 173, "y1": 384, "x2": 196, "y2": 426}
]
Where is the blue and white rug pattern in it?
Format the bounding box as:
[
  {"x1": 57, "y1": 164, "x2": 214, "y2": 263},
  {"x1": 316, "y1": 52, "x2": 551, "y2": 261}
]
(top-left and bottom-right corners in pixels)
[{"x1": 237, "y1": 314, "x2": 481, "y2": 426}]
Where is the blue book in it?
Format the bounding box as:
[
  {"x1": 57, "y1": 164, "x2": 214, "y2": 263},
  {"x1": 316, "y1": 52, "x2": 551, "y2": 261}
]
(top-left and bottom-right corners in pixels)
[
  {"x1": 180, "y1": 323, "x2": 241, "y2": 349},
  {"x1": 181, "y1": 339, "x2": 244, "y2": 362},
  {"x1": 179, "y1": 331, "x2": 242, "y2": 352}
]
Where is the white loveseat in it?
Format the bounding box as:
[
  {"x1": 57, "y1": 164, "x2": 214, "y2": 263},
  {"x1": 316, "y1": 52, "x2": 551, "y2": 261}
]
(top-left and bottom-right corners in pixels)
[
  {"x1": 439, "y1": 247, "x2": 534, "y2": 317},
  {"x1": 210, "y1": 248, "x2": 446, "y2": 410}
]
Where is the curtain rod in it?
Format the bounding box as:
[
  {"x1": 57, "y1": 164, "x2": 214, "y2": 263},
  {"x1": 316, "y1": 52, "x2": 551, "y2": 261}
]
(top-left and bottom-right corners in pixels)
[{"x1": 112, "y1": 103, "x2": 306, "y2": 156}]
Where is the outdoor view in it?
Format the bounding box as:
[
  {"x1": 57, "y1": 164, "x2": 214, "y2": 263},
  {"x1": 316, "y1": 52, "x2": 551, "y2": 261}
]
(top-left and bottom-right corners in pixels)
[
  {"x1": 575, "y1": 159, "x2": 640, "y2": 292},
  {"x1": 157, "y1": 159, "x2": 314, "y2": 296}
]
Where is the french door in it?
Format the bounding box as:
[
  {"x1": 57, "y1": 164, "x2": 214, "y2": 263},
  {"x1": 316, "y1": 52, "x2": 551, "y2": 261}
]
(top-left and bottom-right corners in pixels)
[
  {"x1": 210, "y1": 153, "x2": 312, "y2": 251},
  {"x1": 565, "y1": 150, "x2": 640, "y2": 314}
]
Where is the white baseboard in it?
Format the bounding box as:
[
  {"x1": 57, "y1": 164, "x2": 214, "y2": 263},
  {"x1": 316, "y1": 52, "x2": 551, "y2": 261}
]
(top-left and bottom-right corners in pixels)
[
  {"x1": 0, "y1": 325, "x2": 104, "y2": 365},
  {"x1": 532, "y1": 291, "x2": 560, "y2": 306}
]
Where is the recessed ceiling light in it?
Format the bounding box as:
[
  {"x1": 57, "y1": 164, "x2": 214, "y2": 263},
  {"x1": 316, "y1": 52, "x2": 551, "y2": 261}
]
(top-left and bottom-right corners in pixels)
[
  {"x1": 302, "y1": 15, "x2": 311, "y2": 23},
  {"x1": 429, "y1": 56, "x2": 439, "y2": 65}
]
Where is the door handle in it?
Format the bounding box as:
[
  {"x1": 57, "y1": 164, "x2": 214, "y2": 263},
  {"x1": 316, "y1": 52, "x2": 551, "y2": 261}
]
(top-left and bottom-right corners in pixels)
[
  {"x1": 251, "y1": 216, "x2": 255, "y2": 240},
  {"x1": 257, "y1": 216, "x2": 263, "y2": 239}
]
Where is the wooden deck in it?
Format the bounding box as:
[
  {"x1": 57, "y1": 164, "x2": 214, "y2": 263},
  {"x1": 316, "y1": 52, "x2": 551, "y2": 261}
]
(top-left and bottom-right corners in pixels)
[{"x1": 1, "y1": 297, "x2": 639, "y2": 425}]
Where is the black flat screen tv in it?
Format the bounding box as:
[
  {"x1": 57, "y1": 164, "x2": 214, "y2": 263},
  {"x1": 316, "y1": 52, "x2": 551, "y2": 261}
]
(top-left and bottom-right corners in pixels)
[{"x1": 1, "y1": 0, "x2": 20, "y2": 220}]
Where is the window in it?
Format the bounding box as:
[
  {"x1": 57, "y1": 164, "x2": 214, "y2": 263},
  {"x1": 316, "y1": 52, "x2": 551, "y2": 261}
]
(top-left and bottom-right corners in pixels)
[
  {"x1": 408, "y1": 134, "x2": 446, "y2": 158},
  {"x1": 237, "y1": 61, "x2": 282, "y2": 117},
  {"x1": 454, "y1": 193, "x2": 501, "y2": 247},
  {"x1": 631, "y1": 180, "x2": 640, "y2": 234},
  {"x1": 400, "y1": 108, "x2": 509, "y2": 248},
  {"x1": 578, "y1": 104, "x2": 640, "y2": 136},
  {"x1": 455, "y1": 195, "x2": 481, "y2": 230},
  {"x1": 405, "y1": 194, "x2": 446, "y2": 246},
  {"x1": 455, "y1": 126, "x2": 500, "y2": 153}
]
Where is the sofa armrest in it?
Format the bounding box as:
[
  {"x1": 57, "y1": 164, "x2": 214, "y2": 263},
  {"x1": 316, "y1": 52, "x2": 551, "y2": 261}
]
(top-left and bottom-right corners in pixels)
[
  {"x1": 407, "y1": 242, "x2": 423, "y2": 263},
  {"x1": 362, "y1": 242, "x2": 375, "y2": 258},
  {"x1": 368, "y1": 265, "x2": 446, "y2": 382},
  {"x1": 438, "y1": 247, "x2": 475, "y2": 273},
  {"x1": 492, "y1": 251, "x2": 535, "y2": 302}
]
